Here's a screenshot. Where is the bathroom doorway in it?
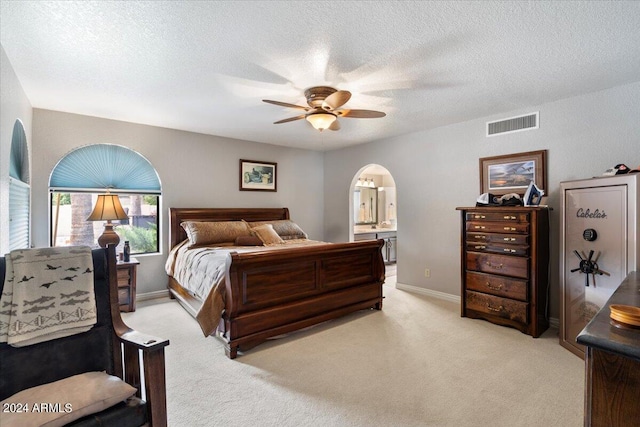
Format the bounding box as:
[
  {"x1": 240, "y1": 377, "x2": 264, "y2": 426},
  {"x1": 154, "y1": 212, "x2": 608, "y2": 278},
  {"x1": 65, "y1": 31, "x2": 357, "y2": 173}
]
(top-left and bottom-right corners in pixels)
[{"x1": 350, "y1": 165, "x2": 397, "y2": 278}]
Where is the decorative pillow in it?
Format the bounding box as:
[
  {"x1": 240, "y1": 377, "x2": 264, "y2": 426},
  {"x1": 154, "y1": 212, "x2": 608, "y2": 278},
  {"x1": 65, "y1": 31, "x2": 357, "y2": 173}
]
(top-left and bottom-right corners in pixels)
[
  {"x1": 251, "y1": 224, "x2": 285, "y2": 245},
  {"x1": 248, "y1": 220, "x2": 308, "y2": 240},
  {"x1": 0, "y1": 371, "x2": 137, "y2": 427},
  {"x1": 181, "y1": 221, "x2": 251, "y2": 247},
  {"x1": 234, "y1": 235, "x2": 264, "y2": 246}
]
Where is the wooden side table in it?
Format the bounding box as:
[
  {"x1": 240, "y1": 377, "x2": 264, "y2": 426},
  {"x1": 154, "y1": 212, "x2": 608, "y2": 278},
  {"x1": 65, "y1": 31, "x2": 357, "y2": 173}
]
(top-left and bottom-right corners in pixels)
[{"x1": 116, "y1": 257, "x2": 139, "y2": 312}]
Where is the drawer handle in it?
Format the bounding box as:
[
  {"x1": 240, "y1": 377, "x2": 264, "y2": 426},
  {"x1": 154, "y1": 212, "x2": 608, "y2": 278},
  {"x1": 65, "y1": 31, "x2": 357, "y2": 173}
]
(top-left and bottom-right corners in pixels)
[
  {"x1": 503, "y1": 215, "x2": 517, "y2": 220},
  {"x1": 486, "y1": 282, "x2": 503, "y2": 291},
  {"x1": 503, "y1": 248, "x2": 516, "y2": 253},
  {"x1": 486, "y1": 304, "x2": 504, "y2": 313},
  {"x1": 474, "y1": 235, "x2": 486, "y2": 239},
  {"x1": 475, "y1": 245, "x2": 486, "y2": 249},
  {"x1": 474, "y1": 215, "x2": 486, "y2": 219},
  {"x1": 503, "y1": 237, "x2": 516, "y2": 242},
  {"x1": 485, "y1": 262, "x2": 503, "y2": 270},
  {"x1": 503, "y1": 227, "x2": 516, "y2": 231},
  {"x1": 474, "y1": 226, "x2": 486, "y2": 229}
]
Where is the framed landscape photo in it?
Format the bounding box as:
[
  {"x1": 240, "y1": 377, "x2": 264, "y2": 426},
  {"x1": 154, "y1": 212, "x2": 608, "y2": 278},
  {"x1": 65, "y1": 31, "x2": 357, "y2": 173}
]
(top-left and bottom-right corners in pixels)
[
  {"x1": 479, "y1": 150, "x2": 546, "y2": 196},
  {"x1": 239, "y1": 159, "x2": 277, "y2": 192}
]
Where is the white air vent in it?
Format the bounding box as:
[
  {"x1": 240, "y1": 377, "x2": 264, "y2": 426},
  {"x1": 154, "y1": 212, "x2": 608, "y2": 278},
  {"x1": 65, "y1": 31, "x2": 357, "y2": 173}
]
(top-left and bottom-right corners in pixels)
[{"x1": 486, "y1": 112, "x2": 538, "y2": 137}]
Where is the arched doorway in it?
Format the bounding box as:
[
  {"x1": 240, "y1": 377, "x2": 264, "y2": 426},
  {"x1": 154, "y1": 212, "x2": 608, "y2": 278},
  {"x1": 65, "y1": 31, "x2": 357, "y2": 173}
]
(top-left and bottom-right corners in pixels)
[{"x1": 350, "y1": 164, "x2": 397, "y2": 277}]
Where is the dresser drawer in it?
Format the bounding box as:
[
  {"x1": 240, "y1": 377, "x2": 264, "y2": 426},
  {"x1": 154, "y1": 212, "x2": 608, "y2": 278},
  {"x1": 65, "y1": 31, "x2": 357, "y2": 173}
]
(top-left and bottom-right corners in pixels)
[
  {"x1": 466, "y1": 212, "x2": 529, "y2": 222},
  {"x1": 466, "y1": 290, "x2": 529, "y2": 324},
  {"x1": 466, "y1": 252, "x2": 529, "y2": 279},
  {"x1": 117, "y1": 268, "x2": 131, "y2": 284},
  {"x1": 466, "y1": 242, "x2": 529, "y2": 256},
  {"x1": 466, "y1": 271, "x2": 528, "y2": 301},
  {"x1": 466, "y1": 221, "x2": 529, "y2": 234},
  {"x1": 467, "y1": 232, "x2": 528, "y2": 245}
]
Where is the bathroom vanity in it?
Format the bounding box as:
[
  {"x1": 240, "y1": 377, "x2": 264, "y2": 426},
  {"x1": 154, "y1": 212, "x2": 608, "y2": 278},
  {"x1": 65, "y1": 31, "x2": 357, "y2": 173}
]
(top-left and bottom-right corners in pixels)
[{"x1": 354, "y1": 229, "x2": 396, "y2": 264}]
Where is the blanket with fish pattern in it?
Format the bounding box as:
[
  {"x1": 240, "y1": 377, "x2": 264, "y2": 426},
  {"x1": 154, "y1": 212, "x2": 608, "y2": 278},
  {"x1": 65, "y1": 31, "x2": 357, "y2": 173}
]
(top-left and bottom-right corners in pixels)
[{"x1": 0, "y1": 246, "x2": 96, "y2": 347}]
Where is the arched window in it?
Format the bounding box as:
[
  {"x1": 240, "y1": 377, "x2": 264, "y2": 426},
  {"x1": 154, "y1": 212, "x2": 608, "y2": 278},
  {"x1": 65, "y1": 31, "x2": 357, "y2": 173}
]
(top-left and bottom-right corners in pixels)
[
  {"x1": 49, "y1": 144, "x2": 162, "y2": 255},
  {"x1": 9, "y1": 120, "x2": 30, "y2": 250}
]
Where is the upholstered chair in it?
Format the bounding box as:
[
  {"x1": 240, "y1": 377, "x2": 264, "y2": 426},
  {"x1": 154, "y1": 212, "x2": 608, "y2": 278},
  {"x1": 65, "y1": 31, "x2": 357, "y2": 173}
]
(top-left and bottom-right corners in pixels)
[{"x1": 0, "y1": 245, "x2": 169, "y2": 427}]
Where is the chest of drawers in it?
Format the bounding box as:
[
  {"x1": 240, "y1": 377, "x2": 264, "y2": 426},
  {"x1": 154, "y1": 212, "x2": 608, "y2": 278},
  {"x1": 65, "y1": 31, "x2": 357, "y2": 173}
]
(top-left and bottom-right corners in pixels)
[{"x1": 457, "y1": 207, "x2": 550, "y2": 337}]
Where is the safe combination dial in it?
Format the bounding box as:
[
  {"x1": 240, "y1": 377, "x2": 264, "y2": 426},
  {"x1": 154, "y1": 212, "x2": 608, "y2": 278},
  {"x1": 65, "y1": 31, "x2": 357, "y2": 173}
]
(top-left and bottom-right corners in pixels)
[{"x1": 570, "y1": 249, "x2": 610, "y2": 287}]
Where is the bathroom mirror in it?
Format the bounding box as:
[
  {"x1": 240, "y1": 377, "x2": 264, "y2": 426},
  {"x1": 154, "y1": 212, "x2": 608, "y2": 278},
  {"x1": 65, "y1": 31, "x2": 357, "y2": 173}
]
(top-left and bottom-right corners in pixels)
[{"x1": 354, "y1": 187, "x2": 378, "y2": 225}]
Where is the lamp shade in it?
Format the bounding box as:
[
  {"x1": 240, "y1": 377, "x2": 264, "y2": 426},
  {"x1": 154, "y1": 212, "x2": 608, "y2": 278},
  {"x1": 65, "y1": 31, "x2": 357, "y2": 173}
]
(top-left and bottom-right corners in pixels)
[
  {"x1": 306, "y1": 112, "x2": 336, "y2": 131},
  {"x1": 87, "y1": 194, "x2": 128, "y2": 221}
]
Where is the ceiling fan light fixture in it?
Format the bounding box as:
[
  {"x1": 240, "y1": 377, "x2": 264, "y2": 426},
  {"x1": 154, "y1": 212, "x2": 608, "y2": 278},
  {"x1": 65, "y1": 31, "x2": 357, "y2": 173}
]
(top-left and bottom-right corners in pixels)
[
  {"x1": 264, "y1": 86, "x2": 385, "y2": 132},
  {"x1": 306, "y1": 111, "x2": 337, "y2": 131}
]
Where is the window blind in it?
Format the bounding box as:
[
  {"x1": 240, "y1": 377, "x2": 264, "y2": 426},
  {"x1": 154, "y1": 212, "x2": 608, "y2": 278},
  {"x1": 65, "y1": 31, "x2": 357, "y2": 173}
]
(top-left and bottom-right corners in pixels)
[
  {"x1": 9, "y1": 178, "x2": 30, "y2": 250},
  {"x1": 9, "y1": 120, "x2": 30, "y2": 250},
  {"x1": 10, "y1": 121, "x2": 29, "y2": 182},
  {"x1": 49, "y1": 144, "x2": 161, "y2": 193}
]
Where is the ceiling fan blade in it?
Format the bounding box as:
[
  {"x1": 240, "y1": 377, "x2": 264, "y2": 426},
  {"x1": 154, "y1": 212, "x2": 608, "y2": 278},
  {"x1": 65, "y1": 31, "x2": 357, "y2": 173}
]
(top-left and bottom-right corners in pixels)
[
  {"x1": 322, "y1": 90, "x2": 351, "y2": 110},
  {"x1": 263, "y1": 99, "x2": 309, "y2": 110},
  {"x1": 338, "y1": 109, "x2": 386, "y2": 118},
  {"x1": 273, "y1": 115, "x2": 306, "y2": 124},
  {"x1": 328, "y1": 120, "x2": 341, "y2": 131}
]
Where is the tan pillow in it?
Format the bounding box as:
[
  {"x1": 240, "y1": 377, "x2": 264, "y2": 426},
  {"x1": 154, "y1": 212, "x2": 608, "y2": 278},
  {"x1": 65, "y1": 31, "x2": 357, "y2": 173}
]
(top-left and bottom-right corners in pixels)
[
  {"x1": 248, "y1": 220, "x2": 308, "y2": 240},
  {"x1": 251, "y1": 224, "x2": 285, "y2": 245},
  {"x1": 181, "y1": 221, "x2": 251, "y2": 247},
  {"x1": 234, "y1": 235, "x2": 264, "y2": 246},
  {"x1": 0, "y1": 371, "x2": 137, "y2": 427}
]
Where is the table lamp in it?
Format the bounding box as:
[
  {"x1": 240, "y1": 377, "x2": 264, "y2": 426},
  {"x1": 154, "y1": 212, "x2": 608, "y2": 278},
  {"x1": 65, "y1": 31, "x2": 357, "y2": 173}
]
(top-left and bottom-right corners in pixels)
[{"x1": 87, "y1": 193, "x2": 129, "y2": 248}]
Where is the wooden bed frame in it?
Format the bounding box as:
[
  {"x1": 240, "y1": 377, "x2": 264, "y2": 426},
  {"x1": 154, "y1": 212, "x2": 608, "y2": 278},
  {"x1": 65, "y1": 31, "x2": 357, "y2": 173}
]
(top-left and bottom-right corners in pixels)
[{"x1": 167, "y1": 207, "x2": 385, "y2": 358}]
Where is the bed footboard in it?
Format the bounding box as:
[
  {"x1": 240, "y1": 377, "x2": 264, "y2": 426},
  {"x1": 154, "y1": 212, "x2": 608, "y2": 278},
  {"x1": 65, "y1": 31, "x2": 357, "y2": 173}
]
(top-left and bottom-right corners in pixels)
[{"x1": 222, "y1": 239, "x2": 385, "y2": 358}]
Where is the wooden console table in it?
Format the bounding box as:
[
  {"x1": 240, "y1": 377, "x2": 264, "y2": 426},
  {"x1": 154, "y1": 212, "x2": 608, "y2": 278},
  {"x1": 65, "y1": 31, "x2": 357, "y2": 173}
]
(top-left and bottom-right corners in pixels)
[{"x1": 577, "y1": 271, "x2": 640, "y2": 427}]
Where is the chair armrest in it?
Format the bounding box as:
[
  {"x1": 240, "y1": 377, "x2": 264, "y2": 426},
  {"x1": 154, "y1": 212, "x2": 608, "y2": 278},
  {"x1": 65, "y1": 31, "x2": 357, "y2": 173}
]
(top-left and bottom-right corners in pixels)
[
  {"x1": 103, "y1": 245, "x2": 169, "y2": 426},
  {"x1": 120, "y1": 329, "x2": 169, "y2": 352},
  {"x1": 118, "y1": 329, "x2": 169, "y2": 427}
]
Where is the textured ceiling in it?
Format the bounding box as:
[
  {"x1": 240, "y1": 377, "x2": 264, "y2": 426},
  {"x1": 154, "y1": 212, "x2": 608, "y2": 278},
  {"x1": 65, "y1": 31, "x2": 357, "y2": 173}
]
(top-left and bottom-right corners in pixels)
[{"x1": 2, "y1": 1, "x2": 640, "y2": 151}]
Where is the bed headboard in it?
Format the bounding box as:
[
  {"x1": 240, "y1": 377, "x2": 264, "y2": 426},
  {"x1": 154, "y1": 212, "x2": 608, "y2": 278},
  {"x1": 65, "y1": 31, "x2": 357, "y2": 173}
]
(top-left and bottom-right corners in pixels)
[{"x1": 169, "y1": 207, "x2": 290, "y2": 249}]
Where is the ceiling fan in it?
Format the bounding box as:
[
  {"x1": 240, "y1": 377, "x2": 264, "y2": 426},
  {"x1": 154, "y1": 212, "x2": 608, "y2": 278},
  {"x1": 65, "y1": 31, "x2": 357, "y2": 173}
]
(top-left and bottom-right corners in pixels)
[{"x1": 262, "y1": 86, "x2": 386, "y2": 131}]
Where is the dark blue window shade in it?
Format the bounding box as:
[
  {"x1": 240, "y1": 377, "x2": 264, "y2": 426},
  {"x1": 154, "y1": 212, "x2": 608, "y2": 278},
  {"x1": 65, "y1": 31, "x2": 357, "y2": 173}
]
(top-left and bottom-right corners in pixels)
[{"x1": 49, "y1": 144, "x2": 161, "y2": 194}]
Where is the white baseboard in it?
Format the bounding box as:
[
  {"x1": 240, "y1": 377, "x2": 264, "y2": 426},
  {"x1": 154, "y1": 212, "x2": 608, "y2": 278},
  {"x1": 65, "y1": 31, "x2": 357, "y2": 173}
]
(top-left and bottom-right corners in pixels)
[
  {"x1": 395, "y1": 282, "x2": 461, "y2": 304},
  {"x1": 137, "y1": 289, "x2": 171, "y2": 302}
]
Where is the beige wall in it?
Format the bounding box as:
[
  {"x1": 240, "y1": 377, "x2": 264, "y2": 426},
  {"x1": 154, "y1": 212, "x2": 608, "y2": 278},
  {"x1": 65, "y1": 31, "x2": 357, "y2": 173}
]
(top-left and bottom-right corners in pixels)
[
  {"x1": 324, "y1": 81, "x2": 640, "y2": 320},
  {"x1": 3, "y1": 43, "x2": 640, "y2": 315},
  {"x1": 30, "y1": 110, "x2": 324, "y2": 295},
  {"x1": 0, "y1": 46, "x2": 33, "y2": 253}
]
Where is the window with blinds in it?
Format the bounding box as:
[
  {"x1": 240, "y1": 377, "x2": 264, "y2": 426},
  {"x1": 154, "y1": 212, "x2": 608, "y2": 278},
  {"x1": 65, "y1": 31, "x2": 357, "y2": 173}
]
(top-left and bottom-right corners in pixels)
[
  {"x1": 9, "y1": 120, "x2": 30, "y2": 251},
  {"x1": 49, "y1": 144, "x2": 162, "y2": 254},
  {"x1": 9, "y1": 178, "x2": 30, "y2": 251}
]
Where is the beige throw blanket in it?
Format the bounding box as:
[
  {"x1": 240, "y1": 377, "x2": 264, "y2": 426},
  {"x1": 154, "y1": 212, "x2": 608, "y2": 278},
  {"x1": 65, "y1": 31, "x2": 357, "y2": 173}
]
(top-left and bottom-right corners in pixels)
[{"x1": 0, "y1": 246, "x2": 96, "y2": 347}]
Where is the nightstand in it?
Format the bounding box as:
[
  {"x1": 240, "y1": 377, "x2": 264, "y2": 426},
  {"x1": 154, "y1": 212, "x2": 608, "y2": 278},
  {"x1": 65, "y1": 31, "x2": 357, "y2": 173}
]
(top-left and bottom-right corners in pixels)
[{"x1": 116, "y1": 257, "x2": 139, "y2": 312}]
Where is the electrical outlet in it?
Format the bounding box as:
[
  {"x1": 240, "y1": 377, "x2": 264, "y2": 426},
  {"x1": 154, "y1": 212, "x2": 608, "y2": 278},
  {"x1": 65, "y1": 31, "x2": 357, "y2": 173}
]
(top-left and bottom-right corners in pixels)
[{"x1": 424, "y1": 268, "x2": 431, "y2": 278}]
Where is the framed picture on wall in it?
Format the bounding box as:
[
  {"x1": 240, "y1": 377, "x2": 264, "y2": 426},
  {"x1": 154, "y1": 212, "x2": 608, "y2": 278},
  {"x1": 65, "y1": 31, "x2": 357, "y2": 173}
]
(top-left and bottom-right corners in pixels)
[
  {"x1": 479, "y1": 150, "x2": 546, "y2": 196},
  {"x1": 239, "y1": 159, "x2": 277, "y2": 192}
]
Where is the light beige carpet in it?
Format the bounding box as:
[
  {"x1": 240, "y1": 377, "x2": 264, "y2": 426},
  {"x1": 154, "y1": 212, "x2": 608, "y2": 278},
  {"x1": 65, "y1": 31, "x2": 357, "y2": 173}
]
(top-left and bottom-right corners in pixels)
[{"x1": 124, "y1": 280, "x2": 584, "y2": 427}]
